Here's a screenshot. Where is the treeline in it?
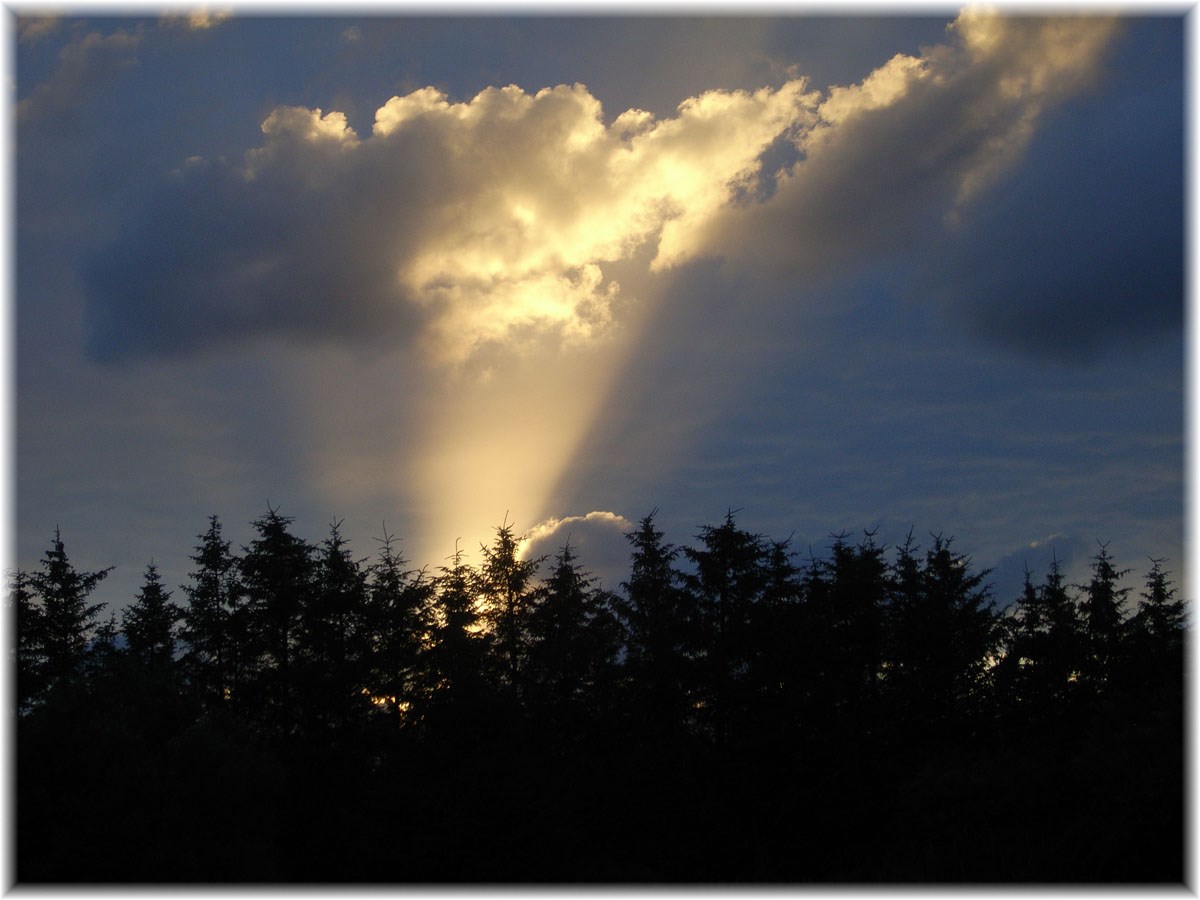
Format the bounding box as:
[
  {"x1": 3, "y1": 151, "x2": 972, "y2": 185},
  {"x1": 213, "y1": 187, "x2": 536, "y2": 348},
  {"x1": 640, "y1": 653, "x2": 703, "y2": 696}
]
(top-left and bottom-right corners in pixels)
[{"x1": 12, "y1": 509, "x2": 1186, "y2": 882}]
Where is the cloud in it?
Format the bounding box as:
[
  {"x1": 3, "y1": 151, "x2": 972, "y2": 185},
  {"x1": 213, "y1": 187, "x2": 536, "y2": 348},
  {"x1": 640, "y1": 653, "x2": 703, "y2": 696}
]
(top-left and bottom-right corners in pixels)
[
  {"x1": 519, "y1": 511, "x2": 634, "y2": 591},
  {"x1": 85, "y1": 79, "x2": 815, "y2": 367},
  {"x1": 18, "y1": 16, "x2": 61, "y2": 44},
  {"x1": 987, "y1": 533, "x2": 1089, "y2": 609},
  {"x1": 80, "y1": 10, "x2": 1123, "y2": 371},
  {"x1": 922, "y1": 17, "x2": 1183, "y2": 364},
  {"x1": 690, "y1": 12, "x2": 1120, "y2": 279},
  {"x1": 17, "y1": 27, "x2": 142, "y2": 129},
  {"x1": 160, "y1": 8, "x2": 232, "y2": 31}
]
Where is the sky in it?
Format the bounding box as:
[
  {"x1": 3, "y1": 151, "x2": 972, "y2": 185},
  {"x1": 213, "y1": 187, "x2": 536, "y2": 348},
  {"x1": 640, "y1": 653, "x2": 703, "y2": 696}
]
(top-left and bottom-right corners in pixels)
[{"x1": 10, "y1": 5, "x2": 1187, "y2": 617}]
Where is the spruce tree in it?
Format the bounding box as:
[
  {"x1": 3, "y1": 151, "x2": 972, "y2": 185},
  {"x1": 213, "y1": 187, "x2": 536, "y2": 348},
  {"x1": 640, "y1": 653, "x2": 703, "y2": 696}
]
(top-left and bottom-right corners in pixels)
[
  {"x1": 239, "y1": 507, "x2": 316, "y2": 726},
  {"x1": 1002, "y1": 556, "x2": 1084, "y2": 707},
  {"x1": 1134, "y1": 558, "x2": 1186, "y2": 639},
  {"x1": 827, "y1": 531, "x2": 889, "y2": 710},
  {"x1": 743, "y1": 538, "x2": 803, "y2": 734},
  {"x1": 1125, "y1": 558, "x2": 1185, "y2": 690},
  {"x1": 420, "y1": 543, "x2": 492, "y2": 729},
  {"x1": 366, "y1": 525, "x2": 432, "y2": 726},
  {"x1": 615, "y1": 511, "x2": 697, "y2": 739},
  {"x1": 683, "y1": 512, "x2": 769, "y2": 746},
  {"x1": 1078, "y1": 542, "x2": 1131, "y2": 689},
  {"x1": 297, "y1": 521, "x2": 374, "y2": 730},
  {"x1": 477, "y1": 520, "x2": 540, "y2": 696},
  {"x1": 886, "y1": 533, "x2": 997, "y2": 734},
  {"x1": 27, "y1": 527, "x2": 112, "y2": 693},
  {"x1": 180, "y1": 516, "x2": 243, "y2": 709},
  {"x1": 12, "y1": 569, "x2": 45, "y2": 714},
  {"x1": 524, "y1": 541, "x2": 621, "y2": 737},
  {"x1": 122, "y1": 562, "x2": 182, "y2": 669}
]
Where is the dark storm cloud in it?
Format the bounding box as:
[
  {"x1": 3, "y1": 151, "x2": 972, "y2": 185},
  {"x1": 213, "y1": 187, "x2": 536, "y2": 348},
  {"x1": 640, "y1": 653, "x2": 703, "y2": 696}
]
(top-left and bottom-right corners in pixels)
[{"x1": 924, "y1": 18, "x2": 1184, "y2": 364}]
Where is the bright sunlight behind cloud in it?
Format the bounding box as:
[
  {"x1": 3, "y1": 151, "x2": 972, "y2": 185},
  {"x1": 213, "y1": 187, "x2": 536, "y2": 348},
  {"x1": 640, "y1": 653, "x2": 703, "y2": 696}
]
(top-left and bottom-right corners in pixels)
[{"x1": 73, "y1": 9, "x2": 1125, "y2": 569}]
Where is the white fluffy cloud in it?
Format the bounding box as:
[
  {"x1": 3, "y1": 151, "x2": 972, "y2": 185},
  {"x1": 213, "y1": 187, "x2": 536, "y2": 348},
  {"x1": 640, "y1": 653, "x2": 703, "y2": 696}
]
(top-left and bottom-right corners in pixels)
[
  {"x1": 242, "y1": 79, "x2": 815, "y2": 365},
  {"x1": 520, "y1": 511, "x2": 635, "y2": 590}
]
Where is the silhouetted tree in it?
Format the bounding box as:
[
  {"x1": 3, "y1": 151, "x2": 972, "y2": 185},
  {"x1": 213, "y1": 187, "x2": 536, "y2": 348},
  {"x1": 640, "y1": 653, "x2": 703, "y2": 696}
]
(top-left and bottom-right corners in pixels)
[
  {"x1": 11, "y1": 569, "x2": 44, "y2": 714},
  {"x1": 365, "y1": 525, "x2": 432, "y2": 727},
  {"x1": 122, "y1": 562, "x2": 182, "y2": 669},
  {"x1": 684, "y1": 511, "x2": 768, "y2": 745},
  {"x1": 524, "y1": 540, "x2": 622, "y2": 737},
  {"x1": 103, "y1": 566, "x2": 188, "y2": 746},
  {"x1": 1078, "y1": 542, "x2": 1131, "y2": 689},
  {"x1": 477, "y1": 520, "x2": 540, "y2": 698},
  {"x1": 239, "y1": 507, "x2": 317, "y2": 728},
  {"x1": 827, "y1": 532, "x2": 889, "y2": 710},
  {"x1": 1133, "y1": 558, "x2": 1186, "y2": 639},
  {"x1": 886, "y1": 533, "x2": 998, "y2": 736},
  {"x1": 295, "y1": 521, "x2": 374, "y2": 732},
  {"x1": 741, "y1": 537, "x2": 804, "y2": 734},
  {"x1": 86, "y1": 612, "x2": 124, "y2": 683},
  {"x1": 180, "y1": 516, "x2": 243, "y2": 710},
  {"x1": 614, "y1": 511, "x2": 698, "y2": 739},
  {"x1": 1125, "y1": 558, "x2": 1185, "y2": 690},
  {"x1": 998, "y1": 556, "x2": 1085, "y2": 710},
  {"x1": 25, "y1": 527, "x2": 112, "y2": 696},
  {"x1": 9, "y1": 506, "x2": 1187, "y2": 883},
  {"x1": 420, "y1": 543, "x2": 492, "y2": 730}
]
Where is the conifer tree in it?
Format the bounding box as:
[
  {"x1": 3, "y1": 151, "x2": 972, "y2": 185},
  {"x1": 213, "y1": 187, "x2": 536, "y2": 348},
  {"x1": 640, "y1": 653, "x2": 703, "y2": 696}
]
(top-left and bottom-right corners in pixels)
[
  {"x1": 122, "y1": 562, "x2": 182, "y2": 669},
  {"x1": 366, "y1": 526, "x2": 432, "y2": 726},
  {"x1": 1125, "y1": 558, "x2": 1185, "y2": 689},
  {"x1": 180, "y1": 516, "x2": 243, "y2": 709},
  {"x1": 788, "y1": 532, "x2": 888, "y2": 737},
  {"x1": 614, "y1": 511, "x2": 697, "y2": 738},
  {"x1": 524, "y1": 541, "x2": 621, "y2": 735},
  {"x1": 477, "y1": 520, "x2": 540, "y2": 696},
  {"x1": 420, "y1": 543, "x2": 491, "y2": 727},
  {"x1": 27, "y1": 527, "x2": 112, "y2": 692},
  {"x1": 743, "y1": 538, "x2": 803, "y2": 730},
  {"x1": 683, "y1": 511, "x2": 769, "y2": 745},
  {"x1": 886, "y1": 533, "x2": 997, "y2": 732},
  {"x1": 1001, "y1": 556, "x2": 1084, "y2": 706},
  {"x1": 11, "y1": 569, "x2": 44, "y2": 714},
  {"x1": 1132, "y1": 558, "x2": 1185, "y2": 641},
  {"x1": 239, "y1": 507, "x2": 317, "y2": 724},
  {"x1": 828, "y1": 531, "x2": 889, "y2": 708},
  {"x1": 297, "y1": 521, "x2": 374, "y2": 730},
  {"x1": 1078, "y1": 542, "x2": 1131, "y2": 688},
  {"x1": 86, "y1": 612, "x2": 123, "y2": 679},
  {"x1": 114, "y1": 568, "x2": 185, "y2": 740}
]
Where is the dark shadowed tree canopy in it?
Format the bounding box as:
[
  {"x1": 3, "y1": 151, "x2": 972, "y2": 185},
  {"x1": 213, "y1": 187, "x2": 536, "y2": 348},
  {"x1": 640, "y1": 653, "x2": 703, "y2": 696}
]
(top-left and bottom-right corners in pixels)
[{"x1": 14, "y1": 509, "x2": 1185, "y2": 883}]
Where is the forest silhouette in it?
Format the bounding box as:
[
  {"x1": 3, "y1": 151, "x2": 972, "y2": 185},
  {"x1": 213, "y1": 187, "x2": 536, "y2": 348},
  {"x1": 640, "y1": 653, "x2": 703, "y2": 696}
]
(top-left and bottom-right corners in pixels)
[{"x1": 12, "y1": 508, "x2": 1186, "y2": 882}]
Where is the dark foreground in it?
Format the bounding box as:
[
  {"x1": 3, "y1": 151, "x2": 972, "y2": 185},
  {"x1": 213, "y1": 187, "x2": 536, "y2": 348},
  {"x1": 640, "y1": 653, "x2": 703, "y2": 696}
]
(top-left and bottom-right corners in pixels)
[{"x1": 15, "y1": 512, "x2": 1186, "y2": 882}]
